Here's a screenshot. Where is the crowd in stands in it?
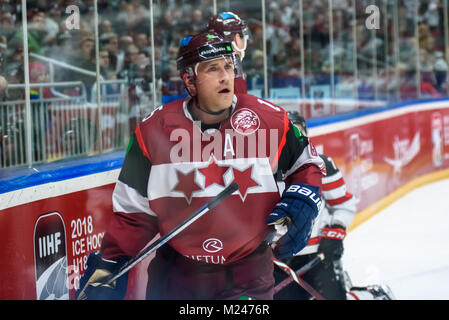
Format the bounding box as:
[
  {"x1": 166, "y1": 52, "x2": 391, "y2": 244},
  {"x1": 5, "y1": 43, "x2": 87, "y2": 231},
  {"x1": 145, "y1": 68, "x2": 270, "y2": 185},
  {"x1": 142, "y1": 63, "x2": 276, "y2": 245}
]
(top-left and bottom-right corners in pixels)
[{"x1": 0, "y1": 0, "x2": 448, "y2": 104}]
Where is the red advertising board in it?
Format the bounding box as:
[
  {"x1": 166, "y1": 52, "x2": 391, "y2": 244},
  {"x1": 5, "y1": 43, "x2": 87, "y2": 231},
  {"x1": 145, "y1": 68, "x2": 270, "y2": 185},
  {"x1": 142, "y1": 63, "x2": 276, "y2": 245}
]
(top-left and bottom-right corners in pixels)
[
  {"x1": 310, "y1": 105, "x2": 449, "y2": 212},
  {"x1": 0, "y1": 184, "x2": 114, "y2": 299}
]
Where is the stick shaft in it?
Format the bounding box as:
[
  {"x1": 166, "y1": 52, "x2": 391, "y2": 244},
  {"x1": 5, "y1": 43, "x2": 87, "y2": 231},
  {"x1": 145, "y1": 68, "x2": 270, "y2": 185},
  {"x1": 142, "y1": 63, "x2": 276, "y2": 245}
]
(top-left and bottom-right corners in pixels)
[
  {"x1": 273, "y1": 253, "x2": 325, "y2": 299},
  {"x1": 107, "y1": 182, "x2": 238, "y2": 283}
]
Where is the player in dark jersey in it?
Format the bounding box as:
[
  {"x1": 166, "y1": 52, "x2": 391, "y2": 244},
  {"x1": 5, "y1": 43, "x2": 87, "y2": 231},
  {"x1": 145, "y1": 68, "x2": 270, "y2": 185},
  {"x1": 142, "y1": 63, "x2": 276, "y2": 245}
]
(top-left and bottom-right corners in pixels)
[
  {"x1": 274, "y1": 112, "x2": 395, "y2": 300},
  {"x1": 76, "y1": 33, "x2": 325, "y2": 300},
  {"x1": 273, "y1": 111, "x2": 355, "y2": 300},
  {"x1": 207, "y1": 11, "x2": 250, "y2": 94}
]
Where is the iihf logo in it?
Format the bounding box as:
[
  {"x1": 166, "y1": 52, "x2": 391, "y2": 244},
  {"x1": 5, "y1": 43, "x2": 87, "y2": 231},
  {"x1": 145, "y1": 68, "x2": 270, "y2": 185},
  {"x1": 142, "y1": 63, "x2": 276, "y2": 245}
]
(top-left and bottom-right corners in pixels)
[{"x1": 34, "y1": 212, "x2": 68, "y2": 300}]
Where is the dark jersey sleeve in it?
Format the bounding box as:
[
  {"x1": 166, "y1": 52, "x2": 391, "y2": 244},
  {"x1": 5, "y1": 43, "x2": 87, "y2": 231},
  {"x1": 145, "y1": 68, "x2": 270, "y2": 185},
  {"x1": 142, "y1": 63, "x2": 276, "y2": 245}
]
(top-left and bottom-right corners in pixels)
[
  {"x1": 277, "y1": 120, "x2": 325, "y2": 189},
  {"x1": 101, "y1": 131, "x2": 159, "y2": 260}
]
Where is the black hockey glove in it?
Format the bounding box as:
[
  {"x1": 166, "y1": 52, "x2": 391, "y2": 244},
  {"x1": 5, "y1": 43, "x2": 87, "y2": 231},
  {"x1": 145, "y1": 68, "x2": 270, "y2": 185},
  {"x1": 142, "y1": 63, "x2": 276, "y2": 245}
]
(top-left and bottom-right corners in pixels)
[
  {"x1": 318, "y1": 225, "x2": 346, "y2": 262},
  {"x1": 76, "y1": 252, "x2": 129, "y2": 300},
  {"x1": 266, "y1": 184, "x2": 321, "y2": 260}
]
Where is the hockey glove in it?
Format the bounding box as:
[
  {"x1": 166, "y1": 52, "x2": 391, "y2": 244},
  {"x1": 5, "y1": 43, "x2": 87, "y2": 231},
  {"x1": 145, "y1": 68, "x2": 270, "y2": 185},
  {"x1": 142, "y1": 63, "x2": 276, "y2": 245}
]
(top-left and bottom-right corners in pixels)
[
  {"x1": 76, "y1": 252, "x2": 129, "y2": 300},
  {"x1": 266, "y1": 184, "x2": 321, "y2": 260},
  {"x1": 319, "y1": 225, "x2": 346, "y2": 262}
]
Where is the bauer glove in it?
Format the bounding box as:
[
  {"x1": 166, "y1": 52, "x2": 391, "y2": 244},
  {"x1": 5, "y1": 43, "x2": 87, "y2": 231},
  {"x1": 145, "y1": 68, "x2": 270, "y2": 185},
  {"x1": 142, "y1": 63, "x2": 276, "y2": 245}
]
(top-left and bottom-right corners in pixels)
[{"x1": 266, "y1": 184, "x2": 321, "y2": 259}]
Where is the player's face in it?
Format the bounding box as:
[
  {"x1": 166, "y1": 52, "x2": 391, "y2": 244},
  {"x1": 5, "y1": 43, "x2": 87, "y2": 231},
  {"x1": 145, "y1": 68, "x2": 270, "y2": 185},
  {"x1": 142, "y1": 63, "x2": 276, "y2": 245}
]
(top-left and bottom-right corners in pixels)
[{"x1": 195, "y1": 56, "x2": 235, "y2": 113}]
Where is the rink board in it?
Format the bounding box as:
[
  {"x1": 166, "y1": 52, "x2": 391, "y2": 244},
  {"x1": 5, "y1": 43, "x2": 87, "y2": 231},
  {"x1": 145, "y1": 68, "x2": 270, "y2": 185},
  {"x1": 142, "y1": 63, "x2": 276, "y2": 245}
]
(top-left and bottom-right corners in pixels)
[{"x1": 1, "y1": 98, "x2": 449, "y2": 299}]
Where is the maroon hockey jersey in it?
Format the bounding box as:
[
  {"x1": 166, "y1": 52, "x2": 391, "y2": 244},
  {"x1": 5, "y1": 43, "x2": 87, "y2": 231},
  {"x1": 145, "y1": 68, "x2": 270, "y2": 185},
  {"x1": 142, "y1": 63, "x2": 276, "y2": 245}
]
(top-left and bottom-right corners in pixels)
[{"x1": 101, "y1": 94, "x2": 325, "y2": 266}]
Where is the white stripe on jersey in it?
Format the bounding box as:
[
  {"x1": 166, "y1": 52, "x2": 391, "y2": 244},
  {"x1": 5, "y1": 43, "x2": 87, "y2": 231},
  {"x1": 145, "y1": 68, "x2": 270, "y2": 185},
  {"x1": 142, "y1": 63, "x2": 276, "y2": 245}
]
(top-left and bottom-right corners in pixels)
[
  {"x1": 322, "y1": 184, "x2": 347, "y2": 200},
  {"x1": 113, "y1": 180, "x2": 157, "y2": 216},
  {"x1": 330, "y1": 197, "x2": 357, "y2": 227},
  {"x1": 322, "y1": 170, "x2": 343, "y2": 184}
]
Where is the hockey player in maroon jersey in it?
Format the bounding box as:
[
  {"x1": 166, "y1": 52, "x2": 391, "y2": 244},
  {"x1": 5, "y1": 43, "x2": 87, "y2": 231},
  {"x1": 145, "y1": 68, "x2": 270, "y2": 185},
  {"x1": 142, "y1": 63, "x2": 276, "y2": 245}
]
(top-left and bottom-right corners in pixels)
[
  {"x1": 274, "y1": 111, "x2": 356, "y2": 300},
  {"x1": 76, "y1": 32, "x2": 325, "y2": 300},
  {"x1": 207, "y1": 11, "x2": 250, "y2": 94}
]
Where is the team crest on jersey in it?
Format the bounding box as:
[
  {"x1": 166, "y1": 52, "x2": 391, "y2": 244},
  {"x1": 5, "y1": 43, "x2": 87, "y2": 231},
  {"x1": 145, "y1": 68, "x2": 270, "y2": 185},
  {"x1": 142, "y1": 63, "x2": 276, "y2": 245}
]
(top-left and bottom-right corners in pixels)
[{"x1": 230, "y1": 108, "x2": 260, "y2": 135}]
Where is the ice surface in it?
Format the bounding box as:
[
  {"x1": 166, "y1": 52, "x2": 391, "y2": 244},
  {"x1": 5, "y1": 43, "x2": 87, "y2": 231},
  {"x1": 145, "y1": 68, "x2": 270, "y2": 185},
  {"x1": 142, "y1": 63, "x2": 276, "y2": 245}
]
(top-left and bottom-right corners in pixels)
[{"x1": 342, "y1": 178, "x2": 449, "y2": 300}]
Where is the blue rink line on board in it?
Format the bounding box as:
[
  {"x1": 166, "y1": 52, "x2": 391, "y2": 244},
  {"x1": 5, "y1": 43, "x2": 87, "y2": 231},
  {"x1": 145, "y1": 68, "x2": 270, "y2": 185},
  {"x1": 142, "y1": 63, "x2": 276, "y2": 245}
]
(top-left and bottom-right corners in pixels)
[
  {"x1": 306, "y1": 96, "x2": 449, "y2": 129},
  {"x1": 0, "y1": 151, "x2": 125, "y2": 194},
  {"x1": 2, "y1": 96, "x2": 449, "y2": 195}
]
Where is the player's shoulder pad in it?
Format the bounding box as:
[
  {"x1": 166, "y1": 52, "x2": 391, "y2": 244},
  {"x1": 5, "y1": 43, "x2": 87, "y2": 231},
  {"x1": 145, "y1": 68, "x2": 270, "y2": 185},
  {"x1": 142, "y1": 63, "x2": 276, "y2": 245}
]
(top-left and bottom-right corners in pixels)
[
  {"x1": 140, "y1": 98, "x2": 186, "y2": 129},
  {"x1": 236, "y1": 93, "x2": 284, "y2": 114},
  {"x1": 319, "y1": 154, "x2": 339, "y2": 176}
]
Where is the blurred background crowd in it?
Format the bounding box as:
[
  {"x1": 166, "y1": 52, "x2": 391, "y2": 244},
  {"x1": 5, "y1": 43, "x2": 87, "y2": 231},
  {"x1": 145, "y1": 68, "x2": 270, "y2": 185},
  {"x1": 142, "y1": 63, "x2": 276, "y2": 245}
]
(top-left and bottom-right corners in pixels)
[
  {"x1": 0, "y1": 0, "x2": 448, "y2": 167},
  {"x1": 0, "y1": 0, "x2": 447, "y2": 102}
]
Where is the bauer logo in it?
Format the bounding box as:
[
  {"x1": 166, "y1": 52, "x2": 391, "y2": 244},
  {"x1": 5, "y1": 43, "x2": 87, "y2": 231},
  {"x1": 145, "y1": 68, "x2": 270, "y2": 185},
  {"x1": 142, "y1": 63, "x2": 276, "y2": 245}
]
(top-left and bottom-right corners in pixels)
[{"x1": 34, "y1": 212, "x2": 68, "y2": 300}]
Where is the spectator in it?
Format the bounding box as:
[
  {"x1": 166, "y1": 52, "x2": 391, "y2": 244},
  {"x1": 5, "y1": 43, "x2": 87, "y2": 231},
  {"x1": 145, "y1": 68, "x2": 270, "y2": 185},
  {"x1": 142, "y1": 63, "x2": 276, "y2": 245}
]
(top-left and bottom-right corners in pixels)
[
  {"x1": 0, "y1": 11, "x2": 15, "y2": 39},
  {"x1": 434, "y1": 51, "x2": 448, "y2": 93},
  {"x1": 90, "y1": 48, "x2": 120, "y2": 102},
  {"x1": 115, "y1": 1, "x2": 142, "y2": 36},
  {"x1": 119, "y1": 35, "x2": 134, "y2": 50},
  {"x1": 134, "y1": 33, "x2": 151, "y2": 57},
  {"x1": 0, "y1": 36, "x2": 5, "y2": 73},
  {"x1": 116, "y1": 35, "x2": 134, "y2": 73},
  {"x1": 101, "y1": 32, "x2": 121, "y2": 74},
  {"x1": 158, "y1": 10, "x2": 177, "y2": 49},
  {"x1": 5, "y1": 38, "x2": 24, "y2": 72},
  {"x1": 43, "y1": 3, "x2": 61, "y2": 47},
  {"x1": 97, "y1": 48, "x2": 111, "y2": 72},
  {"x1": 29, "y1": 61, "x2": 55, "y2": 99},
  {"x1": 10, "y1": 9, "x2": 47, "y2": 55},
  {"x1": 48, "y1": 32, "x2": 75, "y2": 84},
  {"x1": 100, "y1": 19, "x2": 113, "y2": 34},
  {"x1": 189, "y1": 9, "x2": 204, "y2": 33},
  {"x1": 246, "y1": 49, "x2": 265, "y2": 92},
  {"x1": 4, "y1": 63, "x2": 24, "y2": 101},
  {"x1": 71, "y1": 36, "x2": 95, "y2": 69},
  {"x1": 0, "y1": 75, "x2": 7, "y2": 101}
]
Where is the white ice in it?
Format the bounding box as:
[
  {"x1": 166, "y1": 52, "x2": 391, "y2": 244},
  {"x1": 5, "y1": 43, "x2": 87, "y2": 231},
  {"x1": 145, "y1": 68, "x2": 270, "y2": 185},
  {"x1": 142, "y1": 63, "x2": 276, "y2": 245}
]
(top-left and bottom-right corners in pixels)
[{"x1": 342, "y1": 178, "x2": 449, "y2": 300}]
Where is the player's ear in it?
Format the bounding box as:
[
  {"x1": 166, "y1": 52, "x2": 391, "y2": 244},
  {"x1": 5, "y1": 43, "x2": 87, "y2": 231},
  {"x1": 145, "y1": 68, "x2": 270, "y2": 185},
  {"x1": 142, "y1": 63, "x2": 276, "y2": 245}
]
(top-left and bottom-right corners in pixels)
[
  {"x1": 182, "y1": 72, "x2": 197, "y2": 96},
  {"x1": 234, "y1": 33, "x2": 244, "y2": 50}
]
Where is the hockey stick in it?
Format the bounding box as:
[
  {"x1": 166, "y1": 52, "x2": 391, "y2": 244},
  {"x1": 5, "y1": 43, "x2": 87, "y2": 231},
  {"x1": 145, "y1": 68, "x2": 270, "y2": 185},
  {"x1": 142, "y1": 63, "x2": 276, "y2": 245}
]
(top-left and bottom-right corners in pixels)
[
  {"x1": 273, "y1": 253, "x2": 325, "y2": 299},
  {"x1": 273, "y1": 253, "x2": 324, "y2": 294},
  {"x1": 106, "y1": 182, "x2": 239, "y2": 284}
]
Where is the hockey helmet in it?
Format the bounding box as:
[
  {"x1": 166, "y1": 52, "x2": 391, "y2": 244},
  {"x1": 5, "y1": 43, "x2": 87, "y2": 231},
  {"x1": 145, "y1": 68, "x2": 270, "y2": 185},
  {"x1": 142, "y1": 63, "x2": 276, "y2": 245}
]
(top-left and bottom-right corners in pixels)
[
  {"x1": 207, "y1": 12, "x2": 250, "y2": 42},
  {"x1": 176, "y1": 31, "x2": 234, "y2": 74},
  {"x1": 287, "y1": 111, "x2": 308, "y2": 135},
  {"x1": 207, "y1": 12, "x2": 251, "y2": 59}
]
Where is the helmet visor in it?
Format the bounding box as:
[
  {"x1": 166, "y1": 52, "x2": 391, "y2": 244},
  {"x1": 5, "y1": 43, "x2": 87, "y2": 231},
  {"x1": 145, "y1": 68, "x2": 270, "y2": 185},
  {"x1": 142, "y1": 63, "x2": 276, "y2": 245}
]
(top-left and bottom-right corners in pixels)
[{"x1": 241, "y1": 26, "x2": 253, "y2": 43}]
